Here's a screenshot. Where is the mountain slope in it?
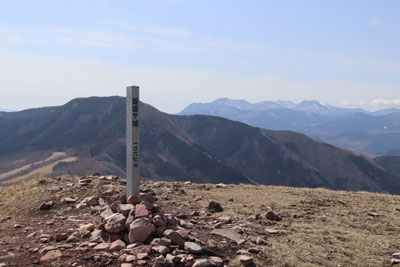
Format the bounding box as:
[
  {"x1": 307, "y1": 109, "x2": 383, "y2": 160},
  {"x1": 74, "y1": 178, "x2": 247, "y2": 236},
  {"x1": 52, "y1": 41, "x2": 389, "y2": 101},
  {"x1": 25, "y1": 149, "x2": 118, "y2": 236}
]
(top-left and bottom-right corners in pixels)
[{"x1": 1, "y1": 96, "x2": 400, "y2": 193}]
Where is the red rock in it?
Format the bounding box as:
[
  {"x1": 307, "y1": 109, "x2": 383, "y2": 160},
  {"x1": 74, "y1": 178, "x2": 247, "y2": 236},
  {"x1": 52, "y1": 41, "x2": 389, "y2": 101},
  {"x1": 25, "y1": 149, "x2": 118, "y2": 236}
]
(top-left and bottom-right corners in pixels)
[
  {"x1": 110, "y1": 201, "x2": 121, "y2": 212},
  {"x1": 79, "y1": 223, "x2": 95, "y2": 234},
  {"x1": 135, "y1": 204, "x2": 149, "y2": 218},
  {"x1": 129, "y1": 218, "x2": 155, "y2": 243},
  {"x1": 141, "y1": 201, "x2": 154, "y2": 211},
  {"x1": 127, "y1": 195, "x2": 141, "y2": 205},
  {"x1": 110, "y1": 239, "x2": 126, "y2": 252},
  {"x1": 177, "y1": 229, "x2": 189, "y2": 239},
  {"x1": 40, "y1": 250, "x2": 62, "y2": 263},
  {"x1": 156, "y1": 226, "x2": 167, "y2": 236},
  {"x1": 163, "y1": 229, "x2": 185, "y2": 248}
]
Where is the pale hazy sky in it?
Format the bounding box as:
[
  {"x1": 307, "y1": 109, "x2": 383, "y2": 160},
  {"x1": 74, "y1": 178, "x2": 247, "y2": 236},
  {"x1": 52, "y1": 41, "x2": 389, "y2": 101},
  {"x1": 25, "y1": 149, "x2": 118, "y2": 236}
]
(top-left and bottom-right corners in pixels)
[{"x1": 0, "y1": 0, "x2": 399, "y2": 113}]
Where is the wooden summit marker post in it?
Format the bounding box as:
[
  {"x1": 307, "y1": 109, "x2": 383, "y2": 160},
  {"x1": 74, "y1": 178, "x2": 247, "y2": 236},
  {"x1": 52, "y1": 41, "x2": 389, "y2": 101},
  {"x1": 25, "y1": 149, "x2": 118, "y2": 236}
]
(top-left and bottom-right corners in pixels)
[{"x1": 126, "y1": 85, "x2": 140, "y2": 197}]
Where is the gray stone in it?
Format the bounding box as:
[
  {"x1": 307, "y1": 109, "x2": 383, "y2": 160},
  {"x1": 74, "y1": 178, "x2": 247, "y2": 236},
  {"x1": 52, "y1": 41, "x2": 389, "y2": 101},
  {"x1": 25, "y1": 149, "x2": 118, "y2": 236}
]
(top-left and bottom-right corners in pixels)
[
  {"x1": 125, "y1": 214, "x2": 135, "y2": 228},
  {"x1": 136, "y1": 252, "x2": 148, "y2": 260},
  {"x1": 192, "y1": 259, "x2": 212, "y2": 267},
  {"x1": 392, "y1": 259, "x2": 400, "y2": 265},
  {"x1": 238, "y1": 255, "x2": 253, "y2": 266},
  {"x1": 90, "y1": 230, "x2": 109, "y2": 243},
  {"x1": 211, "y1": 229, "x2": 245, "y2": 245},
  {"x1": 153, "y1": 215, "x2": 166, "y2": 227},
  {"x1": 94, "y1": 243, "x2": 109, "y2": 250},
  {"x1": 265, "y1": 228, "x2": 279, "y2": 234},
  {"x1": 39, "y1": 201, "x2": 54, "y2": 210},
  {"x1": 165, "y1": 214, "x2": 179, "y2": 226},
  {"x1": 64, "y1": 197, "x2": 77, "y2": 204},
  {"x1": 105, "y1": 213, "x2": 127, "y2": 233},
  {"x1": 210, "y1": 256, "x2": 224, "y2": 266},
  {"x1": 217, "y1": 216, "x2": 232, "y2": 224},
  {"x1": 248, "y1": 247, "x2": 260, "y2": 254},
  {"x1": 100, "y1": 206, "x2": 114, "y2": 220},
  {"x1": 152, "y1": 245, "x2": 169, "y2": 255},
  {"x1": 166, "y1": 254, "x2": 182, "y2": 264},
  {"x1": 55, "y1": 232, "x2": 68, "y2": 241},
  {"x1": 83, "y1": 196, "x2": 99, "y2": 206},
  {"x1": 266, "y1": 210, "x2": 282, "y2": 221},
  {"x1": 255, "y1": 236, "x2": 267, "y2": 245},
  {"x1": 215, "y1": 183, "x2": 227, "y2": 188},
  {"x1": 184, "y1": 242, "x2": 202, "y2": 254},
  {"x1": 39, "y1": 246, "x2": 56, "y2": 254},
  {"x1": 129, "y1": 245, "x2": 151, "y2": 255},
  {"x1": 151, "y1": 238, "x2": 171, "y2": 248},
  {"x1": 208, "y1": 201, "x2": 223, "y2": 212},
  {"x1": 117, "y1": 204, "x2": 135, "y2": 217}
]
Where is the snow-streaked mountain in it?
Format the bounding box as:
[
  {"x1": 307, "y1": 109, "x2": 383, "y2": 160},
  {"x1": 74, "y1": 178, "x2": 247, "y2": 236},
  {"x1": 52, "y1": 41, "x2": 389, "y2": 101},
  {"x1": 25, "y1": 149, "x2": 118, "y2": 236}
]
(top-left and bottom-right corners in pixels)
[{"x1": 178, "y1": 98, "x2": 400, "y2": 154}]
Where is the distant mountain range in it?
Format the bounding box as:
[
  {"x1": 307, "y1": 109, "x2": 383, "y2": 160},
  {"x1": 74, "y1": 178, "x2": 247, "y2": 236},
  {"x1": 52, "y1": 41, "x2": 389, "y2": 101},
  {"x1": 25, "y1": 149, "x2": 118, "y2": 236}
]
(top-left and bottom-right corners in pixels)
[
  {"x1": 0, "y1": 108, "x2": 15, "y2": 112},
  {"x1": 179, "y1": 98, "x2": 400, "y2": 155},
  {"x1": 1, "y1": 96, "x2": 400, "y2": 194}
]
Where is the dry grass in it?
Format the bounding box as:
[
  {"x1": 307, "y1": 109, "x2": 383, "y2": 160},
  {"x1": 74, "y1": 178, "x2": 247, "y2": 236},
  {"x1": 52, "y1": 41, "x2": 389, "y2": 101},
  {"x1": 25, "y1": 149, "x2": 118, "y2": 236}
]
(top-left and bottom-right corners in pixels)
[
  {"x1": 1, "y1": 156, "x2": 77, "y2": 185},
  {"x1": 0, "y1": 152, "x2": 67, "y2": 180},
  {"x1": 177, "y1": 184, "x2": 400, "y2": 266},
  {"x1": 0, "y1": 176, "x2": 52, "y2": 232}
]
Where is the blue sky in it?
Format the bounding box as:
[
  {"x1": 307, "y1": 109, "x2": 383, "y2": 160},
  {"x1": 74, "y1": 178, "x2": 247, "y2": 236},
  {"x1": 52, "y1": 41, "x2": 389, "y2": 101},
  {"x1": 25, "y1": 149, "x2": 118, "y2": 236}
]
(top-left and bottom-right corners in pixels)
[{"x1": 0, "y1": 0, "x2": 399, "y2": 113}]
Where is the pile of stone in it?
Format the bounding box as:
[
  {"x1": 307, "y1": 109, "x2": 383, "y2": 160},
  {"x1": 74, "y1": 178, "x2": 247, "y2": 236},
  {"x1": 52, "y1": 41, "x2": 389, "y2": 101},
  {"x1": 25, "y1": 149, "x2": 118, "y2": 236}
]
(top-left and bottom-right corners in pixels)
[{"x1": 71, "y1": 192, "x2": 224, "y2": 267}]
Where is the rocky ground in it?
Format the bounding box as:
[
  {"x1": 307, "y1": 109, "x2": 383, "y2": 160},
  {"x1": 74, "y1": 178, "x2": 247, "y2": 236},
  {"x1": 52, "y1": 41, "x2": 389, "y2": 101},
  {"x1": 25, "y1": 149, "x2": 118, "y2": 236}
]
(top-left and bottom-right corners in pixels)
[{"x1": 1, "y1": 175, "x2": 400, "y2": 266}]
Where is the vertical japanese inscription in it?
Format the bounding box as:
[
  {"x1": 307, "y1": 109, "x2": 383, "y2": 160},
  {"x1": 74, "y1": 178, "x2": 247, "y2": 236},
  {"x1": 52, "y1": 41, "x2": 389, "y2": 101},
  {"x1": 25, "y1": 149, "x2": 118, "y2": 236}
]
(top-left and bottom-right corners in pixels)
[
  {"x1": 127, "y1": 86, "x2": 140, "y2": 197},
  {"x1": 132, "y1": 97, "x2": 139, "y2": 168}
]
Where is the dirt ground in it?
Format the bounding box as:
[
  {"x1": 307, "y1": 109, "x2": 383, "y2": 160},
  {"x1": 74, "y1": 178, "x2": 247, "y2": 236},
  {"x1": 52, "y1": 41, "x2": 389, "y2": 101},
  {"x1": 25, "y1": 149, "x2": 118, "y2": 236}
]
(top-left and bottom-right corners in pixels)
[{"x1": 1, "y1": 176, "x2": 400, "y2": 266}]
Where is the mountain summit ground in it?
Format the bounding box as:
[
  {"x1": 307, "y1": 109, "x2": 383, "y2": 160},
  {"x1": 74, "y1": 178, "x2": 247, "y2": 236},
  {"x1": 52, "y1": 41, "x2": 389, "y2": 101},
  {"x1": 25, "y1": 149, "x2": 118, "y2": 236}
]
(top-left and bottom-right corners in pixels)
[{"x1": 1, "y1": 175, "x2": 400, "y2": 266}]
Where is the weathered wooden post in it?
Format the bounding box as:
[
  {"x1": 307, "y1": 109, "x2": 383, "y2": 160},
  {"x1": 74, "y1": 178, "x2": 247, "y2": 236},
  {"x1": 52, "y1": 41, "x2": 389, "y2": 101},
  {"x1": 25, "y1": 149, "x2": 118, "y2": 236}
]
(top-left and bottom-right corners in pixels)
[{"x1": 126, "y1": 85, "x2": 140, "y2": 197}]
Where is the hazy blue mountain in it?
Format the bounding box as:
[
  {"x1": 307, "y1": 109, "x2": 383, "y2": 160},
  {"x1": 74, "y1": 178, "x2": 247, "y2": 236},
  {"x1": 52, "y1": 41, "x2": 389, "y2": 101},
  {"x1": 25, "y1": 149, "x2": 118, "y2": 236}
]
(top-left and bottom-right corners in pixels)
[
  {"x1": 1, "y1": 96, "x2": 400, "y2": 194},
  {"x1": 178, "y1": 99, "x2": 400, "y2": 154},
  {"x1": 0, "y1": 108, "x2": 15, "y2": 112}
]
